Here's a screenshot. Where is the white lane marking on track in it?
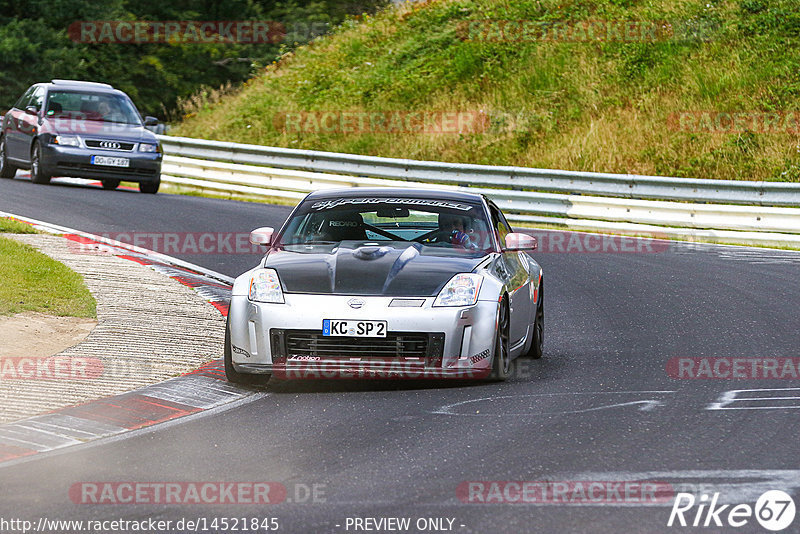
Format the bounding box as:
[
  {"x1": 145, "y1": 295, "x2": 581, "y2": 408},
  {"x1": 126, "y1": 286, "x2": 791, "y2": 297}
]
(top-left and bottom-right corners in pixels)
[
  {"x1": 707, "y1": 388, "x2": 800, "y2": 410},
  {"x1": 0, "y1": 389, "x2": 268, "y2": 470},
  {"x1": 144, "y1": 376, "x2": 248, "y2": 409},
  {"x1": 0, "y1": 376, "x2": 257, "y2": 454},
  {"x1": 13, "y1": 415, "x2": 124, "y2": 440},
  {"x1": 432, "y1": 391, "x2": 675, "y2": 416},
  {"x1": 0, "y1": 429, "x2": 67, "y2": 450},
  {"x1": 50, "y1": 177, "x2": 95, "y2": 186},
  {"x1": 568, "y1": 400, "x2": 666, "y2": 413},
  {"x1": 672, "y1": 242, "x2": 800, "y2": 264}
]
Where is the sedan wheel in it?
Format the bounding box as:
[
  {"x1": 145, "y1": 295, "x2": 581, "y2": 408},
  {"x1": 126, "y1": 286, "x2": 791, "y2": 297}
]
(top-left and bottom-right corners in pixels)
[
  {"x1": 139, "y1": 178, "x2": 160, "y2": 194},
  {"x1": 0, "y1": 138, "x2": 17, "y2": 179},
  {"x1": 30, "y1": 142, "x2": 51, "y2": 184}
]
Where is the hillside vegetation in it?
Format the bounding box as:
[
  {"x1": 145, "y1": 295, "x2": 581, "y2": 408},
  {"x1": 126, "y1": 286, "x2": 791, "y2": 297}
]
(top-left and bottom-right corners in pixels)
[
  {"x1": 175, "y1": 0, "x2": 800, "y2": 182},
  {"x1": 0, "y1": 0, "x2": 386, "y2": 117}
]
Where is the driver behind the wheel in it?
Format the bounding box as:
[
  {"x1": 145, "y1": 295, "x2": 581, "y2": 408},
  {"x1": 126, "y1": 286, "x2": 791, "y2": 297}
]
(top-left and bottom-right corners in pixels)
[{"x1": 438, "y1": 213, "x2": 478, "y2": 250}]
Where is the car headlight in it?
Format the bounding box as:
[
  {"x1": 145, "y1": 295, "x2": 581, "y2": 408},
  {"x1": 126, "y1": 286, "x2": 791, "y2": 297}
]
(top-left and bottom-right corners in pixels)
[
  {"x1": 53, "y1": 135, "x2": 80, "y2": 147},
  {"x1": 139, "y1": 143, "x2": 160, "y2": 153},
  {"x1": 248, "y1": 268, "x2": 284, "y2": 303},
  {"x1": 433, "y1": 273, "x2": 483, "y2": 307}
]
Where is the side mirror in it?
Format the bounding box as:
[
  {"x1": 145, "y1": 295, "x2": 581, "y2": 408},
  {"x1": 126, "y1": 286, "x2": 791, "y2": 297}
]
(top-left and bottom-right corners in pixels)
[
  {"x1": 25, "y1": 106, "x2": 39, "y2": 116},
  {"x1": 144, "y1": 116, "x2": 159, "y2": 126},
  {"x1": 504, "y1": 233, "x2": 537, "y2": 251},
  {"x1": 250, "y1": 227, "x2": 275, "y2": 246}
]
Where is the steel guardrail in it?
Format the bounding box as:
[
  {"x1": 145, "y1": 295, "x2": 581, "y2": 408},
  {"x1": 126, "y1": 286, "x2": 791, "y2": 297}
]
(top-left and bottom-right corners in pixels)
[
  {"x1": 157, "y1": 135, "x2": 800, "y2": 247},
  {"x1": 159, "y1": 135, "x2": 800, "y2": 207}
]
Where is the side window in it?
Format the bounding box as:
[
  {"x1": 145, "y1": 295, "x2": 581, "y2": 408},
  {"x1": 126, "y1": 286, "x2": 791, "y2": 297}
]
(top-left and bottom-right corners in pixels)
[
  {"x1": 14, "y1": 87, "x2": 35, "y2": 110},
  {"x1": 497, "y1": 210, "x2": 512, "y2": 239},
  {"x1": 30, "y1": 87, "x2": 45, "y2": 112},
  {"x1": 489, "y1": 204, "x2": 510, "y2": 246}
]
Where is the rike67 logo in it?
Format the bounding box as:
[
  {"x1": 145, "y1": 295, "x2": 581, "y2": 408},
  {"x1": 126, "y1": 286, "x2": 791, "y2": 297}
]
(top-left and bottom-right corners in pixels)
[{"x1": 668, "y1": 490, "x2": 796, "y2": 531}]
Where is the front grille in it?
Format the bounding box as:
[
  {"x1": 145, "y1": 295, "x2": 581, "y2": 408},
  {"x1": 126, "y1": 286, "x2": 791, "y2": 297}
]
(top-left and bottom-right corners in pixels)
[
  {"x1": 84, "y1": 139, "x2": 135, "y2": 151},
  {"x1": 276, "y1": 330, "x2": 437, "y2": 359},
  {"x1": 56, "y1": 162, "x2": 157, "y2": 176}
]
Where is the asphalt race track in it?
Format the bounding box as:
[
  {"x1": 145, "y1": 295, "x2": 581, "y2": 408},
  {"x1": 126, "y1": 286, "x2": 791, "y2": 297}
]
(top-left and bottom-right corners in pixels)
[{"x1": 1, "y1": 174, "x2": 800, "y2": 533}]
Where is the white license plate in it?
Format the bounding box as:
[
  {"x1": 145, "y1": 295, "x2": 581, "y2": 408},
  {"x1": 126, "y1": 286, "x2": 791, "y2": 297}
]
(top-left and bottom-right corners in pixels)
[
  {"x1": 91, "y1": 155, "x2": 129, "y2": 167},
  {"x1": 322, "y1": 319, "x2": 387, "y2": 338}
]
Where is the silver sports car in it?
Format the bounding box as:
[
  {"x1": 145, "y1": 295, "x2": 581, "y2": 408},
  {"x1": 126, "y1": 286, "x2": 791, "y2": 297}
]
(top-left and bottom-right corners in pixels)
[{"x1": 225, "y1": 188, "x2": 543, "y2": 382}]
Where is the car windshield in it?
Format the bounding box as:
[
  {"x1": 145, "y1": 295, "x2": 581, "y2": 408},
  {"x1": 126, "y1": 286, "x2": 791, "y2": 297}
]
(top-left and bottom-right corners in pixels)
[
  {"x1": 45, "y1": 90, "x2": 142, "y2": 125},
  {"x1": 278, "y1": 196, "x2": 494, "y2": 252}
]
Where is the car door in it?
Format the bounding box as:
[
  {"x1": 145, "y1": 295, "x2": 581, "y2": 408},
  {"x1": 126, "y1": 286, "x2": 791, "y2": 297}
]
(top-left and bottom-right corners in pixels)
[
  {"x1": 5, "y1": 86, "x2": 35, "y2": 161},
  {"x1": 15, "y1": 86, "x2": 45, "y2": 164},
  {"x1": 488, "y1": 202, "x2": 532, "y2": 350}
]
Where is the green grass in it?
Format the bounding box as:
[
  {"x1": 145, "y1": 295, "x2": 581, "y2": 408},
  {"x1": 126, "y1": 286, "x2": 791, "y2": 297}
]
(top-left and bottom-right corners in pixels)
[
  {"x1": 0, "y1": 218, "x2": 37, "y2": 234},
  {"x1": 174, "y1": 0, "x2": 800, "y2": 182},
  {"x1": 0, "y1": 232, "x2": 96, "y2": 318}
]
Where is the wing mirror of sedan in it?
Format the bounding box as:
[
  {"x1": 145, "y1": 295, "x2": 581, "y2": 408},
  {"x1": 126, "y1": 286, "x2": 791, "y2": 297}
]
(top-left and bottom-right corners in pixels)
[
  {"x1": 504, "y1": 233, "x2": 537, "y2": 251},
  {"x1": 25, "y1": 106, "x2": 40, "y2": 116},
  {"x1": 144, "y1": 116, "x2": 159, "y2": 126},
  {"x1": 250, "y1": 227, "x2": 275, "y2": 246}
]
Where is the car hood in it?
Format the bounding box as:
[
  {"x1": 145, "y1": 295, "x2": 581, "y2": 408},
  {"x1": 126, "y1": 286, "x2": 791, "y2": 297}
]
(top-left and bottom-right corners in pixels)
[
  {"x1": 266, "y1": 241, "x2": 487, "y2": 296},
  {"x1": 47, "y1": 120, "x2": 157, "y2": 143}
]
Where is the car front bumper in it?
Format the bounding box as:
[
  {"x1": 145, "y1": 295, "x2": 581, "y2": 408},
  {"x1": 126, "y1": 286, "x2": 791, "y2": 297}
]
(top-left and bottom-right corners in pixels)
[
  {"x1": 41, "y1": 143, "x2": 162, "y2": 182},
  {"x1": 228, "y1": 293, "x2": 500, "y2": 379}
]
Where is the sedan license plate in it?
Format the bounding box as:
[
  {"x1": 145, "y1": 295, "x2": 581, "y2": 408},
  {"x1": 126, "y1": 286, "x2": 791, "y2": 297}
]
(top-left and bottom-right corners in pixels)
[
  {"x1": 91, "y1": 155, "x2": 129, "y2": 167},
  {"x1": 322, "y1": 319, "x2": 387, "y2": 338}
]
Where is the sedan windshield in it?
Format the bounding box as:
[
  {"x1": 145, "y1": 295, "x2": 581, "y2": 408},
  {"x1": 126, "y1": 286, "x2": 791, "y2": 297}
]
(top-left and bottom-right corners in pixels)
[
  {"x1": 45, "y1": 91, "x2": 142, "y2": 125},
  {"x1": 278, "y1": 196, "x2": 494, "y2": 252}
]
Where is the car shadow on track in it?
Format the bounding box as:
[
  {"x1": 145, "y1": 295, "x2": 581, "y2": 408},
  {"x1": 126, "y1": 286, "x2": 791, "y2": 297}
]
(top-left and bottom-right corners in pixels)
[
  {"x1": 12, "y1": 173, "x2": 140, "y2": 192},
  {"x1": 249, "y1": 357, "x2": 563, "y2": 395},
  {"x1": 265, "y1": 378, "x2": 486, "y2": 394}
]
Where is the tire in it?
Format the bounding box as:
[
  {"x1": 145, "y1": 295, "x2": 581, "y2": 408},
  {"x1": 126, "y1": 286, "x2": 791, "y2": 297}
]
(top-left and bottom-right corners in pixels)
[
  {"x1": 101, "y1": 179, "x2": 120, "y2": 190},
  {"x1": 0, "y1": 137, "x2": 17, "y2": 179},
  {"x1": 224, "y1": 316, "x2": 270, "y2": 385},
  {"x1": 525, "y1": 281, "x2": 544, "y2": 359},
  {"x1": 489, "y1": 299, "x2": 511, "y2": 381},
  {"x1": 139, "y1": 177, "x2": 160, "y2": 194},
  {"x1": 30, "y1": 141, "x2": 51, "y2": 185}
]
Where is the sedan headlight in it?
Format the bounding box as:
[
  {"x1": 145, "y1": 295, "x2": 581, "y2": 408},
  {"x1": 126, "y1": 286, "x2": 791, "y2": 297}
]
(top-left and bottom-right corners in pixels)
[
  {"x1": 248, "y1": 268, "x2": 284, "y2": 303},
  {"x1": 139, "y1": 143, "x2": 160, "y2": 153},
  {"x1": 433, "y1": 273, "x2": 483, "y2": 307},
  {"x1": 53, "y1": 135, "x2": 80, "y2": 147}
]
